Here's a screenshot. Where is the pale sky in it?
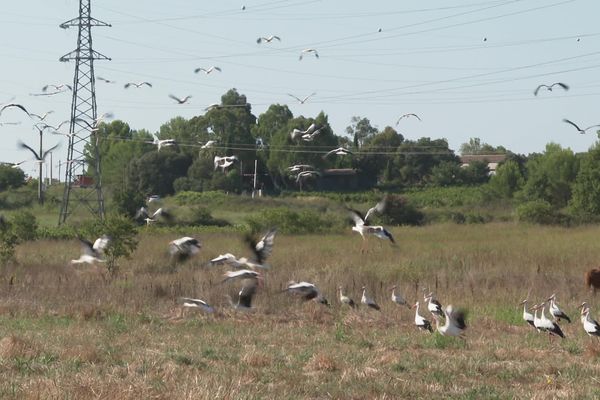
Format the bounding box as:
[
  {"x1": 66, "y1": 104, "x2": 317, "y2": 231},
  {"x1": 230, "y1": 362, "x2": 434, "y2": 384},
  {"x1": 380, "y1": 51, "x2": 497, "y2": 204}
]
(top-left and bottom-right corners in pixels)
[{"x1": 1, "y1": 0, "x2": 599, "y2": 178}]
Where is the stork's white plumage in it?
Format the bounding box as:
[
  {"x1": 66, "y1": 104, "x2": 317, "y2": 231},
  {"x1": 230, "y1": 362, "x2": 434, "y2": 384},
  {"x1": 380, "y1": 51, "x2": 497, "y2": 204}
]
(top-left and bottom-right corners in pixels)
[
  {"x1": 169, "y1": 94, "x2": 192, "y2": 104},
  {"x1": 200, "y1": 140, "x2": 217, "y2": 149},
  {"x1": 214, "y1": 155, "x2": 238, "y2": 172},
  {"x1": 519, "y1": 299, "x2": 535, "y2": 329},
  {"x1": 71, "y1": 235, "x2": 111, "y2": 265},
  {"x1": 434, "y1": 305, "x2": 467, "y2": 337},
  {"x1": 169, "y1": 236, "x2": 201, "y2": 262},
  {"x1": 149, "y1": 136, "x2": 177, "y2": 151},
  {"x1": 180, "y1": 297, "x2": 214, "y2": 313},
  {"x1": 290, "y1": 123, "x2": 318, "y2": 140},
  {"x1": 323, "y1": 147, "x2": 353, "y2": 158},
  {"x1": 424, "y1": 292, "x2": 444, "y2": 318},
  {"x1": 222, "y1": 269, "x2": 261, "y2": 283},
  {"x1": 295, "y1": 170, "x2": 320, "y2": 183},
  {"x1": 338, "y1": 286, "x2": 357, "y2": 308},
  {"x1": 257, "y1": 35, "x2": 281, "y2": 44},
  {"x1": 533, "y1": 303, "x2": 565, "y2": 338},
  {"x1": 361, "y1": 286, "x2": 380, "y2": 310},
  {"x1": 70, "y1": 254, "x2": 107, "y2": 265},
  {"x1": 284, "y1": 281, "x2": 328, "y2": 305},
  {"x1": 347, "y1": 205, "x2": 395, "y2": 245},
  {"x1": 390, "y1": 285, "x2": 409, "y2": 308},
  {"x1": 578, "y1": 303, "x2": 600, "y2": 338},
  {"x1": 547, "y1": 294, "x2": 571, "y2": 323},
  {"x1": 412, "y1": 301, "x2": 433, "y2": 332},
  {"x1": 299, "y1": 48, "x2": 319, "y2": 60},
  {"x1": 144, "y1": 207, "x2": 172, "y2": 225},
  {"x1": 287, "y1": 164, "x2": 314, "y2": 173}
]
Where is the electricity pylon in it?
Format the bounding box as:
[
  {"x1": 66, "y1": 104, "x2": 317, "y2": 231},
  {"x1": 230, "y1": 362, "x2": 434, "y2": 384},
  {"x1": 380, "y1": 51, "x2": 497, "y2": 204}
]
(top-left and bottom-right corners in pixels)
[{"x1": 58, "y1": 0, "x2": 110, "y2": 224}]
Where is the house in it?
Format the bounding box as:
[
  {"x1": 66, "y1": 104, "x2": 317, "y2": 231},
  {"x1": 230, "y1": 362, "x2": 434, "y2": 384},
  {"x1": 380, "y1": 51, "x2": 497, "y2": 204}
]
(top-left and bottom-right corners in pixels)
[
  {"x1": 317, "y1": 168, "x2": 358, "y2": 191},
  {"x1": 459, "y1": 154, "x2": 507, "y2": 176},
  {"x1": 74, "y1": 175, "x2": 94, "y2": 188}
]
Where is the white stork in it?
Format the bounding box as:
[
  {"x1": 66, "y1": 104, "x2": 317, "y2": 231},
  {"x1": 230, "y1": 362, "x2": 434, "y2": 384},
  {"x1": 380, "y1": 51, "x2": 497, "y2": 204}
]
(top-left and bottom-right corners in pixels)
[
  {"x1": 434, "y1": 305, "x2": 467, "y2": 337},
  {"x1": 361, "y1": 286, "x2": 380, "y2": 310},
  {"x1": 290, "y1": 123, "x2": 318, "y2": 141},
  {"x1": 533, "y1": 82, "x2": 569, "y2": 96},
  {"x1": 168, "y1": 236, "x2": 201, "y2": 262},
  {"x1": 214, "y1": 155, "x2": 238, "y2": 172},
  {"x1": 149, "y1": 136, "x2": 177, "y2": 151},
  {"x1": 532, "y1": 303, "x2": 565, "y2": 339},
  {"x1": 70, "y1": 235, "x2": 110, "y2": 264},
  {"x1": 546, "y1": 294, "x2": 571, "y2": 323},
  {"x1": 180, "y1": 297, "x2": 215, "y2": 314},
  {"x1": 283, "y1": 281, "x2": 328, "y2": 305},
  {"x1": 390, "y1": 285, "x2": 409, "y2": 308},
  {"x1": 323, "y1": 147, "x2": 353, "y2": 158},
  {"x1": 424, "y1": 292, "x2": 444, "y2": 318},
  {"x1": 338, "y1": 286, "x2": 357, "y2": 309},
  {"x1": 411, "y1": 301, "x2": 433, "y2": 332},
  {"x1": 124, "y1": 81, "x2": 152, "y2": 89},
  {"x1": 578, "y1": 302, "x2": 600, "y2": 339},
  {"x1": 519, "y1": 299, "x2": 535, "y2": 329}
]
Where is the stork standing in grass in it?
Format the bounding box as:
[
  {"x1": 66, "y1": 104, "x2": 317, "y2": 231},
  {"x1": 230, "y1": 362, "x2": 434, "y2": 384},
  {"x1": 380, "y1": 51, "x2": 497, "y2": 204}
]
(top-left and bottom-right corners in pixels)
[
  {"x1": 424, "y1": 291, "x2": 444, "y2": 318},
  {"x1": 578, "y1": 302, "x2": 600, "y2": 340},
  {"x1": 338, "y1": 286, "x2": 357, "y2": 309},
  {"x1": 412, "y1": 301, "x2": 433, "y2": 332},
  {"x1": 532, "y1": 303, "x2": 565, "y2": 339},
  {"x1": 547, "y1": 294, "x2": 571, "y2": 323},
  {"x1": 519, "y1": 299, "x2": 536, "y2": 329},
  {"x1": 361, "y1": 286, "x2": 380, "y2": 310},
  {"x1": 390, "y1": 285, "x2": 409, "y2": 308}
]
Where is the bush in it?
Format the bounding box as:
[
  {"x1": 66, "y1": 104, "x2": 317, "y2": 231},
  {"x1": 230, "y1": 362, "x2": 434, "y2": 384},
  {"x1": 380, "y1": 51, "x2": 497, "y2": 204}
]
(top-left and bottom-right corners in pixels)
[
  {"x1": 246, "y1": 207, "x2": 342, "y2": 234},
  {"x1": 179, "y1": 206, "x2": 230, "y2": 227},
  {"x1": 0, "y1": 219, "x2": 17, "y2": 265},
  {"x1": 10, "y1": 211, "x2": 38, "y2": 242},
  {"x1": 516, "y1": 200, "x2": 571, "y2": 225},
  {"x1": 380, "y1": 194, "x2": 425, "y2": 226}
]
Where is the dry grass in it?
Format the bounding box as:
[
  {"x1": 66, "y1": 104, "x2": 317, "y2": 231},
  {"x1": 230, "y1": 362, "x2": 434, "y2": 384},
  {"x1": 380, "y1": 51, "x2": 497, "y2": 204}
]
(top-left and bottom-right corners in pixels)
[{"x1": 1, "y1": 223, "x2": 600, "y2": 398}]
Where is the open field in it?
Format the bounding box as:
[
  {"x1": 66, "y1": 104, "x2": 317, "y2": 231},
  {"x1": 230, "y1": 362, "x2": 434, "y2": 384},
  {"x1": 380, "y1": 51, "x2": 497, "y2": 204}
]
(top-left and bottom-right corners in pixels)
[{"x1": 2, "y1": 223, "x2": 600, "y2": 398}]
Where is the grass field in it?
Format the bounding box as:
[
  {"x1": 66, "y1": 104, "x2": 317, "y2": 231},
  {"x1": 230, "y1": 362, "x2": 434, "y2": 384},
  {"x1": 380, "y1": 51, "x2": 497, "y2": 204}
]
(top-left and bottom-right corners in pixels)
[{"x1": 2, "y1": 223, "x2": 600, "y2": 399}]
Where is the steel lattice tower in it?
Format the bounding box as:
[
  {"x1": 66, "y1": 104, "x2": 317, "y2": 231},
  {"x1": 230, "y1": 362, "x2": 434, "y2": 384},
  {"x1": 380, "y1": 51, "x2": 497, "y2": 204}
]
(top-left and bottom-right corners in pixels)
[{"x1": 58, "y1": 0, "x2": 110, "y2": 224}]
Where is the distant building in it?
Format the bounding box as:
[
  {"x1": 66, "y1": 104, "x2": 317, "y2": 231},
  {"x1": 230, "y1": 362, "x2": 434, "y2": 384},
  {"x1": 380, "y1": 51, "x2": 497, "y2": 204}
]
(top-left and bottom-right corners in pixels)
[
  {"x1": 74, "y1": 175, "x2": 94, "y2": 188},
  {"x1": 317, "y1": 168, "x2": 358, "y2": 191},
  {"x1": 459, "y1": 154, "x2": 507, "y2": 176}
]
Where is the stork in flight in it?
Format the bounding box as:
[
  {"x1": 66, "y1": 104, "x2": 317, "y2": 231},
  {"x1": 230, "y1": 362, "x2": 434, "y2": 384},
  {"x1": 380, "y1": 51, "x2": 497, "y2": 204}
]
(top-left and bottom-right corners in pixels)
[
  {"x1": 97, "y1": 77, "x2": 116, "y2": 84},
  {"x1": 42, "y1": 84, "x2": 72, "y2": 92},
  {"x1": 124, "y1": 82, "x2": 152, "y2": 89},
  {"x1": 214, "y1": 155, "x2": 238, "y2": 172},
  {"x1": 30, "y1": 111, "x2": 54, "y2": 121},
  {"x1": 257, "y1": 35, "x2": 281, "y2": 44},
  {"x1": 434, "y1": 305, "x2": 467, "y2": 337},
  {"x1": 194, "y1": 66, "x2": 222, "y2": 74},
  {"x1": 18, "y1": 141, "x2": 59, "y2": 164},
  {"x1": 347, "y1": 197, "x2": 395, "y2": 247},
  {"x1": 290, "y1": 123, "x2": 319, "y2": 140},
  {"x1": 149, "y1": 136, "x2": 177, "y2": 151},
  {"x1": 200, "y1": 140, "x2": 217, "y2": 149},
  {"x1": 323, "y1": 147, "x2": 354, "y2": 158},
  {"x1": 534, "y1": 82, "x2": 569, "y2": 96},
  {"x1": 0, "y1": 103, "x2": 31, "y2": 118},
  {"x1": 299, "y1": 48, "x2": 319, "y2": 60},
  {"x1": 396, "y1": 113, "x2": 422, "y2": 125},
  {"x1": 169, "y1": 94, "x2": 192, "y2": 104},
  {"x1": 283, "y1": 281, "x2": 329, "y2": 305},
  {"x1": 178, "y1": 297, "x2": 215, "y2": 317},
  {"x1": 70, "y1": 235, "x2": 110, "y2": 265},
  {"x1": 287, "y1": 92, "x2": 316, "y2": 104},
  {"x1": 562, "y1": 119, "x2": 600, "y2": 135},
  {"x1": 169, "y1": 236, "x2": 201, "y2": 263}
]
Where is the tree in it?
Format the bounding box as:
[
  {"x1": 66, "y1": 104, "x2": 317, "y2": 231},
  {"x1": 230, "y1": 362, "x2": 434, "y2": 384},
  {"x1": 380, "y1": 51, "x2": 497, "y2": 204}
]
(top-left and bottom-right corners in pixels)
[
  {"x1": 430, "y1": 161, "x2": 462, "y2": 186},
  {"x1": 460, "y1": 137, "x2": 507, "y2": 155},
  {"x1": 460, "y1": 160, "x2": 490, "y2": 185},
  {"x1": 128, "y1": 151, "x2": 193, "y2": 196},
  {"x1": 345, "y1": 116, "x2": 378, "y2": 148},
  {"x1": 356, "y1": 126, "x2": 404, "y2": 187},
  {"x1": 0, "y1": 165, "x2": 25, "y2": 191},
  {"x1": 395, "y1": 137, "x2": 459, "y2": 185},
  {"x1": 487, "y1": 160, "x2": 524, "y2": 198},
  {"x1": 519, "y1": 143, "x2": 578, "y2": 207},
  {"x1": 570, "y1": 143, "x2": 600, "y2": 214}
]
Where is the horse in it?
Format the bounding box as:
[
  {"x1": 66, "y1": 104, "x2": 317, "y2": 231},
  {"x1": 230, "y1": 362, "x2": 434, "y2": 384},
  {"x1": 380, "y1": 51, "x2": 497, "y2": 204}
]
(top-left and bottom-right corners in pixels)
[{"x1": 585, "y1": 268, "x2": 600, "y2": 294}]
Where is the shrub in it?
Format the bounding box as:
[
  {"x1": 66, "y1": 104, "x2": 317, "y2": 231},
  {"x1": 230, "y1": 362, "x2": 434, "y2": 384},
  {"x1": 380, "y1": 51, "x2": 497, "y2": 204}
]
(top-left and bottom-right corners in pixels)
[
  {"x1": 246, "y1": 207, "x2": 342, "y2": 234},
  {"x1": 0, "y1": 219, "x2": 17, "y2": 265},
  {"x1": 380, "y1": 194, "x2": 425, "y2": 226},
  {"x1": 10, "y1": 211, "x2": 38, "y2": 242},
  {"x1": 181, "y1": 206, "x2": 230, "y2": 227},
  {"x1": 516, "y1": 200, "x2": 570, "y2": 225}
]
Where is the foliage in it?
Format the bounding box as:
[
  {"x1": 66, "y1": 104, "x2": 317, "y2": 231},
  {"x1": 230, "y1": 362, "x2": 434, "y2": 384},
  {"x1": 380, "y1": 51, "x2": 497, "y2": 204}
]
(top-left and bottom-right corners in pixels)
[
  {"x1": 80, "y1": 215, "x2": 139, "y2": 274},
  {"x1": 111, "y1": 187, "x2": 146, "y2": 218},
  {"x1": 487, "y1": 160, "x2": 524, "y2": 198},
  {"x1": 10, "y1": 211, "x2": 38, "y2": 242},
  {"x1": 0, "y1": 219, "x2": 17, "y2": 265},
  {"x1": 0, "y1": 165, "x2": 26, "y2": 191},
  {"x1": 394, "y1": 138, "x2": 459, "y2": 186},
  {"x1": 177, "y1": 206, "x2": 230, "y2": 227},
  {"x1": 459, "y1": 137, "x2": 507, "y2": 155},
  {"x1": 345, "y1": 116, "x2": 378, "y2": 148},
  {"x1": 516, "y1": 200, "x2": 570, "y2": 225},
  {"x1": 460, "y1": 160, "x2": 490, "y2": 185},
  {"x1": 379, "y1": 194, "x2": 425, "y2": 226},
  {"x1": 128, "y1": 151, "x2": 193, "y2": 196},
  {"x1": 403, "y1": 186, "x2": 492, "y2": 208},
  {"x1": 570, "y1": 143, "x2": 600, "y2": 215},
  {"x1": 519, "y1": 143, "x2": 578, "y2": 207},
  {"x1": 246, "y1": 207, "x2": 343, "y2": 234}
]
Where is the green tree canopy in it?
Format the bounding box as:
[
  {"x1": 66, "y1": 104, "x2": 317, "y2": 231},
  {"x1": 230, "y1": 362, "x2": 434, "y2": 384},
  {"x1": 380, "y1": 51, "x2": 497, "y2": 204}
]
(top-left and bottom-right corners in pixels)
[
  {"x1": 0, "y1": 165, "x2": 25, "y2": 191},
  {"x1": 460, "y1": 137, "x2": 507, "y2": 155},
  {"x1": 570, "y1": 143, "x2": 600, "y2": 214}
]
